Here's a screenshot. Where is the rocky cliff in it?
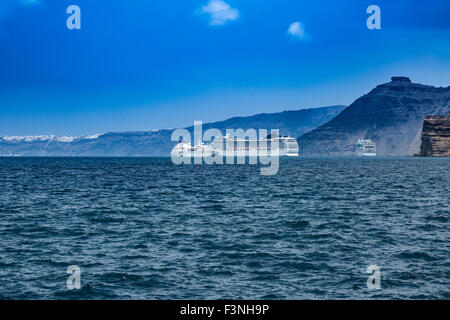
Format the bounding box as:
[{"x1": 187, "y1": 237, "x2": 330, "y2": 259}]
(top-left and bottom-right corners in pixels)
[
  {"x1": 298, "y1": 77, "x2": 450, "y2": 156},
  {"x1": 416, "y1": 114, "x2": 450, "y2": 157}
]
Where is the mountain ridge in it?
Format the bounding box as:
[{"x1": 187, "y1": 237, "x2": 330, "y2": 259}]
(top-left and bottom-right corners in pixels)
[
  {"x1": 0, "y1": 105, "x2": 346, "y2": 156},
  {"x1": 298, "y1": 77, "x2": 450, "y2": 156}
]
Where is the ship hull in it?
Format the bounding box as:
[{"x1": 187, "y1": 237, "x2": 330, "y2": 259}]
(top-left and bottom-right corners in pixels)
[{"x1": 356, "y1": 152, "x2": 377, "y2": 157}]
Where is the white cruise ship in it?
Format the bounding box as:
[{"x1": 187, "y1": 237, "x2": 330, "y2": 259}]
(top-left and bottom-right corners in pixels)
[
  {"x1": 170, "y1": 141, "x2": 216, "y2": 158},
  {"x1": 356, "y1": 138, "x2": 376, "y2": 156},
  {"x1": 171, "y1": 134, "x2": 299, "y2": 158}
]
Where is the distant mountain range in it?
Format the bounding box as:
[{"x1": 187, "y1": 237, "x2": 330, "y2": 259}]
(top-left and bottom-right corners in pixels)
[
  {"x1": 2, "y1": 77, "x2": 449, "y2": 157},
  {"x1": 298, "y1": 77, "x2": 450, "y2": 156},
  {"x1": 0, "y1": 105, "x2": 345, "y2": 156}
]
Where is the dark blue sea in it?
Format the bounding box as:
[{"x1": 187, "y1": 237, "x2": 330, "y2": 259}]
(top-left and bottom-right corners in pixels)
[{"x1": 0, "y1": 157, "x2": 449, "y2": 299}]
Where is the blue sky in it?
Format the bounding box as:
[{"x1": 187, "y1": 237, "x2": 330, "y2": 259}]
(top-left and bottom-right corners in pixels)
[{"x1": 0, "y1": 0, "x2": 449, "y2": 135}]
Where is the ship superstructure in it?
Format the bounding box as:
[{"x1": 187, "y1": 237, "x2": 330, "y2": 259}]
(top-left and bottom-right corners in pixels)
[{"x1": 356, "y1": 138, "x2": 376, "y2": 156}]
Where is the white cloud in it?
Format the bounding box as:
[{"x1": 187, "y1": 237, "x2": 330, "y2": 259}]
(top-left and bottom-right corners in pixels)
[
  {"x1": 200, "y1": 0, "x2": 239, "y2": 26},
  {"x1": 287, "y1": 21, "x2": 309, "y2": 41}
]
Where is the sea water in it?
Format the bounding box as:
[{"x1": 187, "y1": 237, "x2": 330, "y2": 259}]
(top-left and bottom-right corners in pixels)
[{"x1": 0, "y1": 157, "x2": 448, "y2": 299}]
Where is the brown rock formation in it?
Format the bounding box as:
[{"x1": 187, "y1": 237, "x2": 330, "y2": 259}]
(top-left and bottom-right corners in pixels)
[{"x1": 416, "y1": 114, "x2": 450, "y2": 156}]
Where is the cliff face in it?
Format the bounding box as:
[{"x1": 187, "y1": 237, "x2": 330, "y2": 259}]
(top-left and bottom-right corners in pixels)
[
  {"x1": 417, "y1": 114, "x2": 450, "y2": 157},
  {"x1": 298, "y1": 77, "x2": 450, "y2": 156}
]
